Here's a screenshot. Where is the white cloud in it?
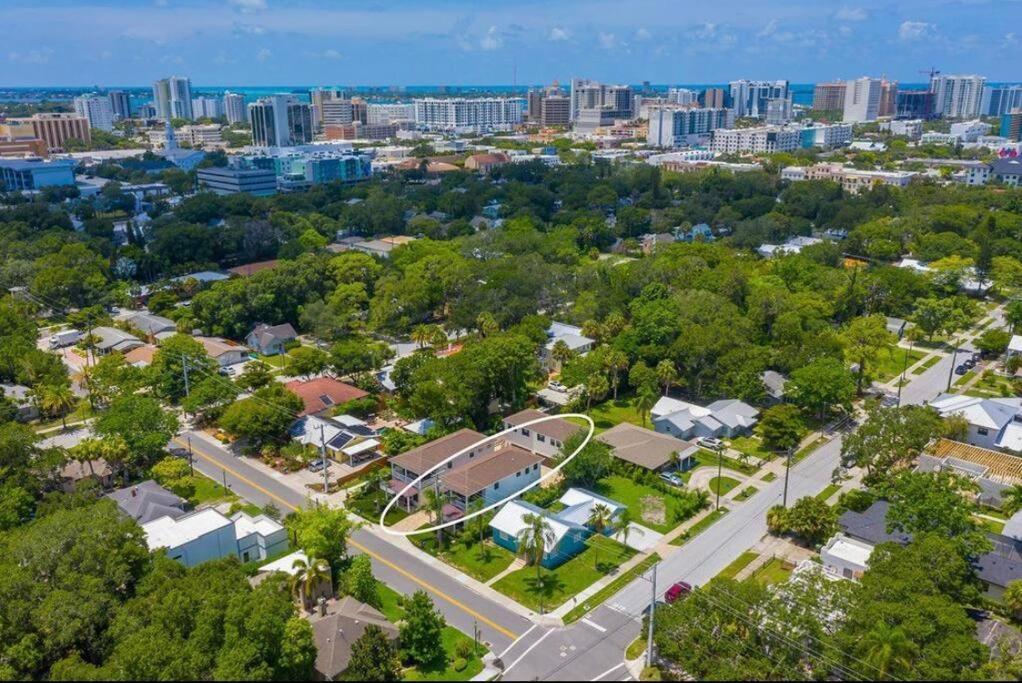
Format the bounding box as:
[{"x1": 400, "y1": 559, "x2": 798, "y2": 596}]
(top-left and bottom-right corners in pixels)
[
  {"x1": 635, "y1": 27, "x2": 651, "y2": 41},
  {"x1": 549, "y1": 26, "x2": 569, "y2": 41},
  {"x1": 693, "y1": 22, "x2": 717, "y2": 39},
  {"x1": 322, "y1": 48, "x2": 342, "y2": 59},
  {"x1": 8, "y1": 48, "x2": 54, "y2": 64},
  {"x1": 229, "y1": 0, "x2": 267, "y2": 12},
  {"x1": 758, "y1": 19, "x2": 778, "y2": 37},
  {"x1": 598, "y1": 32, "x2": 617, "y2": 49},
  {"x1": 256, "y1": 47, "x2": 272, "y2": 62},
  {"x1": 899, "y1": 20, "x2": 935, "y2": 41},
  {"x1": 480, "y1": 25, "x2": 501, "y2": 50},
  {"x1": 234, "y1": 22, "x2": 266, "y2": 36},
  {"x1": 835, "y1": 7, "x2": 867, "y2": 21}
]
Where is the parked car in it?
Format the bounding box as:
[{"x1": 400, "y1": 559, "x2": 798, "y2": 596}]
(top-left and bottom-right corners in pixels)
[
  {"x1": 659, "y1": 471, "x2": 684, "y2": 487},
  {"x1": 955, "y1": 364, "x2": 969, "y2": 376},
  {"x1": 308, "y1": 458, "x2": 329, "y2": 473},
  {"x1": 697, "y1": 437, "x2": 724, "y2": 450},
  {"x1": 963, "y1": 358, "x2": 977, "y2": 369},
  {"x1": 548, "y1": 380, "x2": 567, "y2": 392},
  {"x1": 972, "y1": 352, "x2": 982, "y2": 363},
  {"x1": 880, "y1": 394, "x2": 899, "y2": 408},
  {"x1": 169, "y1": 447, "x2": 189, "y2": 458},
  {"x1": 664, "y1": 581, "x2": 692, "y2": 604}
]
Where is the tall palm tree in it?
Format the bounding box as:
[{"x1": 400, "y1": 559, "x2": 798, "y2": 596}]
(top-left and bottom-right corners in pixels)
[
  {"x1": 857, "y1": 621, "x2": 917, "y2": 681},
  {"x1": 550, "y1": 339, "x2": 575, "y2": 369},
  {"x1": 427, "y1": 325, "x2": 449, "y2": 351},
  {"x1": 38, "y1": 383, "x2": 77, "y2": 429},
  {"x1": 1002, "y1": 485, "x2": 1022, "y2": 516},
  {"x1": 291, "y1": 556, "x2": 332, "y2": 611},
  {"x1": 615, "y1": 508, "x2": 644, "y2": 548},
  {"x1": 586, "y1": 503, "x2": 614, "y2": 570},
  {"x1": 516, "y1": 512, "x2": 556, "y2": 609},
  {"x1": 656, "y1": 360, "x2": 678, "y2": 396},
  {"x1": 476, "y1": 312, "x2": 499, "y2": 338},
  {"x1": 604, "y1": 350, "x2": 629, "y2": 399},
  {"x1": 423, "y1": 487, "x2": 446, "y2": 548},
  {"x1": 586, "y1": 373, "x2": 609, "y2": 410},
  {"x1": 411, "y1": 325, "x2": 432, "y2": 349},
  {"x1": 636, "y1": 387, "x2": 656, "y2": 427}
]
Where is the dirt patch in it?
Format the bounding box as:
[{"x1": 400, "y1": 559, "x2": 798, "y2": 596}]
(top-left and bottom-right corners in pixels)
[{"x1": 640, "y1": 495, "x2": 666, "y2": 526}]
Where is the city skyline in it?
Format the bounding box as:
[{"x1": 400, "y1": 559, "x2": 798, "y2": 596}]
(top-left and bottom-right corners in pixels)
[{"x1": 4, "y1": 0, "x2": 1022, "y2": 87}]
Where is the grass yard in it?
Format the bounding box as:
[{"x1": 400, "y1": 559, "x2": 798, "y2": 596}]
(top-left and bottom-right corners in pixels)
[
  {"x1": 563, "y1": 553, "x2": 659, "y2": 623},
  {"x1": 970, "y1": 371, "x2": 1017, "y2": 398},
  {"x1": 815, "y1": 483, "x2": 842, "y2": 503},
  {"x1": 438, "y1": 539, "x2": 517, "y2": 583},
  {"x1": 377, "y1": 585, "x2": 486, "y2": 681},
  {"x1": 793, "y1": 436, "x2": 828, "y2": 464},
  {"x1": 586, "y1": 396, "x2": 647, "y2": 433},
  {"x1": 626, "y1": 636, "x2": 647, "y2": 660},
  {"x1": 717, "y1": 551, "x2": 759, "y2": 581},
  {"x1": 874, "y1": 344, "x2": 926, "y2": 383},
  {"x1": 734, "y1": 486, "x2": 758, "y2": 502},
  {"x1": 727, "y1": 435, "x2": 773, "y2": 464},
  {"x1": 761, "y1": 471, "x2": 778, "y2": 482},
  {"x1": 692, "y1": 448, "x2": 759, "y2": 476},
  {"x1": 189, "y1": 475, "x2": 239, "y2": 507},
  {"x1": 708, "y1": 476, "x2": 740, "y2": 496},
  {"x1": 671, "y1": 507, "x2": 728, "y2": 546},
  {"x1": 593, "y1": 475, "x2": 702, "y2": 534},
  {"x1": 347, "y1": 488, "x2": 410, "y2": 527},
  {"x1": 492, "y1": 535, "x2": 636, "y2": 612},
  {"x1": 954, "y1": 369, "x2": 978, "y2": 387},
  {"x1": 911, "y1": 354, "x2": 943, "y2": 375},
  {"x1": 748, "y1": 557, "x2": 793, "y2": 586},
  {"x1": 975, "y1": 515, "x2": 1006, "y2": 535}
]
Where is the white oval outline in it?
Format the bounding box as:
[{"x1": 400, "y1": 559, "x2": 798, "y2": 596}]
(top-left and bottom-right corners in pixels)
[{"x1": 378, "y1": 413, "x2": 595, "y2": 536}]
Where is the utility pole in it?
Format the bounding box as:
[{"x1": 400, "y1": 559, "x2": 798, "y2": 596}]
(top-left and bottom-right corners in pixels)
[
  {"x1": 473, "y1": 620, "x2": 479, "y2": 657},
  {"x1": 946, "y1": 341, "x2": 960, "y2": 392},
  {"x1": 646, "y1": 562, "x2": 658, "y2": 668},
  {"x1": 715, "y1": 444, "x2": 723, "y2": 510},
  {"x1": 782, "y1": 446, "x2": 793, "y2": 508},
  {"x1": 896, "y1": 338, "x2": 914, "y2": 407},
  {"x1": 187, "y1": 434, "x2": 194, "y2": 477},
  {"x1": 319, "y1": 422, "x2": 328, "y2": 495},
  {"x1": 182, "y1": 354, "x2": 190, "y2": 397},
  {"x1": 222, "y1": 468, "x2": 228, "y2": 490}
]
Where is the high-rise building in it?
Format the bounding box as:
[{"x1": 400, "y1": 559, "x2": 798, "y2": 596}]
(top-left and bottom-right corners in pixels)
[
  {"x1": 540, "y1": 96, "x2": 571, "y2": 126},
  {"x1": 647, "y1": 107, "x2": 734, "y2": 147},
  {"x1": 1001, "y1": 111, "x2": 1022, "y2": 142},
  {"x1": 152, "y1": 76, "x2": 193, "y2": 120},
  {"x1": 248, "y1": 95, "x2": 313, "y2": 147},
  {"x1": 527, "y1": 89, "x2": 545, "y2": 121},
  {"x1": 223, "y1": 92, "x2": 247, "y2": 125},
  {"x1": 812, "y1": 82, "x2": 846, "y2": 111},
  {"x1": 700, "y1": 88, "x2": 728, "y2": 109},
  {"x1": 413, "y1": 97, "x2": 524, "y2": 132},
  {"x1": 728, "y1": 80, "x2": 789, "y2": 119},
  {"x1": 878, "y1": 79, "x2": 898, "y2": 117},
  {"x1": 108, "y1": 90, "x2": 132, "y2": 120},
  {"x1": 843, "y1": 77, "x2": 883, "y2": 122},
  {"x1": 366, "y1": 103, "x2": 415, "y2": 125},
  {"x1": 569, "y1": 78, "x2": 633, "y2": 122},
  {"x1": 765, "y1": 96, "x2": 794, "y2": 125},
  {"x1": 895, "y1": 90, "x2": 934, "y2": 120},
  {"x1": 309, "y1": 89, "x2": 344, "y2": 129},
  {"x1": 191, "y1": 96, "x2": 224, "y2": 119},
  {"x1": 137, "y1": 104, "x2": 157, "y2": 119},
  {"x1": 0, "y1": 114, "x2": 91, "y2": 153},
  {"x1": 666, "y1": 88, "x2": 698, "y2": 106},
  {"x1": 320, "y1": 99, "x2": 367, "y2": 127},
  {"x1": 930, "y1": 74, "x2": 986, "y2": 119},
  {"x1": 73, "y1": 94, "x2": 115, "y2": 131},
  {"x1": 982, "y1": 85, "x2": 1022, "y2": 117}
]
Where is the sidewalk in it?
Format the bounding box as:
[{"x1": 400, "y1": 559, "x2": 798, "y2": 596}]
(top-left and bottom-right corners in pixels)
[{"x1": 548, "y1": 548, "x2": 656, "y2": 620}]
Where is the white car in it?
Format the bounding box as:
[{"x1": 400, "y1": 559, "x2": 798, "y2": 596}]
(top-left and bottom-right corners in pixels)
[
  {"x1": 698, "y1": 437, "x2": 724, "y2": 450},
  {"x1": 547, "y1": 381, "x2": 567, "y2": 393}
]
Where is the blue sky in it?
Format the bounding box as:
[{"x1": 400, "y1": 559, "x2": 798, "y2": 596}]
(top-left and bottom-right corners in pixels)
[{"x1": 5, "y1": 0, "x2": 1022, "y2": 86}]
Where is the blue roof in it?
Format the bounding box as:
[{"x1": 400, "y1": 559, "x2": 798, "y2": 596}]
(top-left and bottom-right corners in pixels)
[{"x1": 0, "y1": 158, "x2": 76, "y2": 171}]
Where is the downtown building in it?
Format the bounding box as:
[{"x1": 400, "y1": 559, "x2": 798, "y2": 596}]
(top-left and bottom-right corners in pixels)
[
  {"x1": 930, "y1": 74, "x2": 986, "y2": 119},
  {"x1": 191, "y1": 96, "x2": 224, "y2": 119},
  {"x1": 712, "y1": 125, "x2": 801, "y2": 154},
  {"x1": 646, "y1": 106, "x2": 733, "y2": 148},
  {"x1": 569, "y1": 78, "x2": 634, "y2": 125},
  {"x1": 366, "y1": 103, "x2": 415, "y2": 125},
  {"x1": 73, "y1": 94, "x2": 115, "y2": 131},
  {"x1": 413, "y1": 97, "x2": 524, "y2": 133},
  {"x1": 842, "y1": 77, "x2": 883, "y2": 122},
  {"x1": 728, "y1": 80, "x2": 789, "y2": 119},
  {"x1": 223, "y1": 92, "x2": 247, "y2": 124},
  {"x1": 152, "y1": 76, "x2": 193, "y2": 121},
  {"x1": 0, "y1": 113, "x2": 90, "y2": 153},
  {"x1": 107, "y1": 90, "x2": 131, "y2": 120},
  {"x1": 812, "y1": 82, "x2": 846, "y2": 111},
  {"x1": 248, "y1": 95, "x2": 313, "y2": 147},
  {"x1": 982, "y1": 85, "x2": 1022, "y2": 117},
  {"x1": 895, "y1": 90, "x2": 934, "y2": 120}
]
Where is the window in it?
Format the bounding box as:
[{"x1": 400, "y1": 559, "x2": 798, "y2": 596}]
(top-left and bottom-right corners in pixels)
[
  {"x1": 978, "y1": 427, "x2": 989, "y2": 436},
  {"x1": 494, "y1": 482, "x2": 500, "y2": 490},
  {"x1": 516, "y1": 471, "x2": 520, "y2": 477},
  {"x1": 447, "y1": 462, "x2": 453, "y2": 468},
  {"x1": 537, "y1": 434, "x2": 546, "y2": 443},
  {"x1": 521, "y1": 428, "x2": 530, "y2": 437}
]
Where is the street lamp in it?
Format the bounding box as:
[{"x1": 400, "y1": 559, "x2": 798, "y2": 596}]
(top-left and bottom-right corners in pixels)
[
  {"x1": 714, "y1": 444, "x2": 723, "y2": 511},
  {"x1": 946, "y1": 342, "x2": 961, "y2": 392}
]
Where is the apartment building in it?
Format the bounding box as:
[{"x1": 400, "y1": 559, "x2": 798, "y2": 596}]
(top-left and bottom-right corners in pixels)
[
  {"x1": 786, "y1": 162, "x2": 917, "y2": 193},
  {"x1": 0, "y1": 113, "x2": 90, "y2": 153},
  {"x1": 152, "y1": 76, "x2": 193, "y2": 120},
  {"x1": 711, "y1": 126, "x2": 801, "y2": 154},
  {"x1": 413, "y1": 97, "x2": 523, "y2": 133},
  {"x1": 646, "y1": 106, "x2": 734, "y2": 148},
  {"x1": 813, "y1": 82, "x2": 846, "y2": 111},
  {"x1": 930, "y1": 74, "x2": 987, "y2": 119},
  {"x1": 728, "y1": 80, "x2": 789, "y2": 119},
  {"x1": 73, "y1": 94, "x2": 115, "y2": 131}
]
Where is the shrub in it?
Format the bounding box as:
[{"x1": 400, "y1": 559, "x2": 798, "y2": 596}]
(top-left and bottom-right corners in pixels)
[
  {"x1": 453, "y1": 658, "x2": 467, "y2": 672},
  {"x1": 455, "y1": 639, "x2": 474, "y2": 659}
]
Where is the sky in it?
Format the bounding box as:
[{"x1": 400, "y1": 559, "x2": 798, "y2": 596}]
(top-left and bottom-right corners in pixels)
[{"x1": 4, "y1": 0, "x2": 1022, "y2": 87}]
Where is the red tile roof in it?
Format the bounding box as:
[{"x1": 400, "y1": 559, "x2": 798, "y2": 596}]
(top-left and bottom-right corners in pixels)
[{"x1": 284, "y1": 377, "x2": 369, "y2": 416}]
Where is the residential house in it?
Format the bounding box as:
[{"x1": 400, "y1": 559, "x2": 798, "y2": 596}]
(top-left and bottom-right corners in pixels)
[
  {"x1": 555, "y1": 487, "x2": 625, "y2": 529},
  {"x1": 439, "y1": 443, "x2": 543, "y2": 519},
  {"x1": 651, "y1": 396, "x2": 759, "y2": 440},
  {"x1": 195, "y1": 336, "x2": 250, "y2": 367},
  {"x1": 916, "y1": 439, "x2": 1017, "y2": 508},
  {"x1": 639, "y1": 232, "x2": 676, "y2": 254},
  {"x1": 285, "y1": 376, "x2": 369, "y2": 417},
  {"x1": 838, "y1": 500, "x2": 1022, "y2": 600},
  {"x1": 125, "y1": 311, "x2": 177, "y2": 340},
  {"x1": 107, "y1": 480, "x2": 186, "y2": 524},
  {"x1": 289, "y1": 414, "x2": 382, "y2": 466},
  {"x1": 386, "y1": 428, "x2": 488, "y2": 510},
  {"x1": 308, "y1": 596, "x2": 399, "y2": 680},
  {"x1": 992, "y1": 157, "x2": 1022, "y2": 186},
  {"x1": 91, "y1": 326, "x2": 143, "y2": 355},
  {"x1": 819, "y1": 533, "x2": 874, "y2": 581},
  {"x1": 756, "y1": 235, "x2": 822, "y2": 258},
  {"x1": 227, "y1": 259, "x2": 280, "y2": 277},
  {"x1": 58, "y1": 457, "x2": 114, "y2": 492},
  {"x1": 928, "y1": 394, "x2": 1022, "y2": 453},
  {"x1": 464, "y1": 152, "x2": 510, "y2": 172},
  {"x1": 123, "y1": 343, "x2": 157, "y2": 368},
  {"x1": 542, "y1": 321, "x2": 595, "y2": 370},
  {"x1": 676, "y1": 223, "x2": 714, "y2": 243},
  {"x1": 142, "y1": 509, "x2": 287, "y2": 567},
  {"x1": 761, "y1": 370, "x2": 787, "y2": 404},
  {"x1": 0, "y1": 383, "x2": 38, "y2": 422},
  {"x1": 596, "y1": 421, "x2": 699, "y2": 471},
  {"x1": 246, "y1": 323, "x2": 298, "y2": 356},
  {"x1": 502, "y1": 408, "x2": 581, "y2": 460},
  {"x1": 1008, "y1": 335, "x2": 1022, "y2": 359}
]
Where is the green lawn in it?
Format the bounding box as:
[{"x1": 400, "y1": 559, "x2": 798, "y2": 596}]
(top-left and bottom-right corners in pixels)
[
  {"x1": 626, "y1": 636, "x2": 646, "y2": 660},
  {"x1": 189, "y1": 475, "x2": 238, "y2": 507},
  {"x1": 815, "y1": 483, "x2": 842, "y2": 503},
  {"x1": 708, "y1": 476, "x2": 740, "y2": 496},
  {"x1": 727, "y1": 436, "x2": 773, "y2": 464},
  {"x1": 793, "y1": 436, "x2": 828, "y2": 464},
  {"x1": 492, "y1": 535, "x2": 636, "y2": 612},
  {"x1": 954, "y1": 369, "x2": 978, "y2": 387},
  {"x1": 911, "y1": 354, "x2": 942, "y2": 375},
  {"x1": 377, "y1": 585, "x2": 486, "y2": 681},
  {"x1": 970, "y1": 371, "x2": 1017, "y2": 398},
  {"x1": 692, "y1": 448, "x2": 759, "y2": 476},
  {"x1": 761, "y1": 471, "x2": 778, "y2": 482},
  {"x1": 874, "y1": 344, "x2": 926, "y2": 382},
  {"x1": 975, "y1": 515, "x2": 1006, "y2": 535},
  {"x1": 593, "y1": 475, "x2": 702, "y2": 534},
  {"x1": 671, "y1": 507, "x2": 729, "y2": 546},
  {"x1": 563, "y1": 554, "x2": 658, "y2": 623},
  {"x1": 734, "y1": 486, "x2": 758, "y2": 502},
  {"x1": 436, "y1": 539, "x2": 517, "y2": 583},
  {"x1": 347, "y1": 488, "x2": 410, "y2": 527},
  {"x1": 748, "y1": 557, "x2": 793, "y2": 586},
  {"x1": 586, "y1": 396, "x2": 647, "y2": 433},
  {"x1": 717, "y1": 551, "x2": 759, "y2": 581}
]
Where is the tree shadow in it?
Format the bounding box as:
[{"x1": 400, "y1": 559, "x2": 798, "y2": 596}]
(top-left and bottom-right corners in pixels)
[{"x1": 523, "y1": 572, "x2": 566, "y2": 604}]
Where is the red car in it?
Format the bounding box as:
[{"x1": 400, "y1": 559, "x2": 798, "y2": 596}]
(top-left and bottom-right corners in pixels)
[{"x1": 664, "y1": 581, "x2": 692, "y2": 604}]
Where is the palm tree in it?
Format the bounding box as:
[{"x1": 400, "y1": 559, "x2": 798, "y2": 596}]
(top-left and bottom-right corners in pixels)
[
  {"x1": 656, "y1": 360, "x2": 678, "y2": 396},
  {"x1": 585, "y1": 373, "x2": 609, "y2": 410},
  {"x1": 604, "y1": 350, "x2": 629, "y2": 399},
  {"x1": 476, "y1": 312, "x2": 499, "y2": 338},
  {"x1": 411, "y1": 325, "x2": 433, "y2": 349},
  {"x1": 516, "y1": 512, "x2": 556, "y2": 610},
  {"x1": 38, "y1": 383, "x2": 77, "y2": 429},
  {"x1": 857, "y1": 621, "x2": 918, "y2": 681},
  {"x1": 550, "y1": 339, "x2": 575, "y2": 370},
  {"x1": 636, "y1": 387, "x2": 656, "y2": 427},
  {"x1": 423, "y1": 487, "x2": 446, "y2": 548},
  {"x1": 427, "y1": 325, "x2": 449, "y2": 351},
  {"x1": 615, "y1": 508, "x2": 644, "y2": 548},
  {"x1": 586, "y1": 503, "x2": 614, "y2": 570},
  {"x1": 469, "y1": 497, "x2": 486, "y2": 545},
  {"x1": 291, "y1": 556, "x2": 332, "y2": 611},
  {"x1": 1002, "y1": 485, "x2": 1022, "y2": 516}
]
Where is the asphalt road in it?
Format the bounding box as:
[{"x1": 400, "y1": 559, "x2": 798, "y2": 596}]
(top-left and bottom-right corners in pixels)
[{"x1": 172, "y1": 432, "x2": 532, "y2": 655}]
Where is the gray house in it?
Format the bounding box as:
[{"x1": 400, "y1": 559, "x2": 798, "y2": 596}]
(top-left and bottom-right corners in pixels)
[{"x1": 246, "y1": 323, "x2": 298, "y2": 356}]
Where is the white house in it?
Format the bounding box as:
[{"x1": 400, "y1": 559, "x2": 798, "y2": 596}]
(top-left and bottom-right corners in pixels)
[
  {"x1": 542, "y1": 321, "x2": 594, "y2": 369},
  {"x1": 141, "y1": 508, "x2": 287, "y2": 568},
  {"x1": 501, "y1": 408, "x2": 581, "y2": 459},
  {"x1": 651, "y1": 396, "x2": 759, "y2": 440},
  {"x1": 1008, "y1": 335, "x2": 1022, "y2": 358},
  {"x1": 928, "y1": 393, "x2": 1022, "y2": 452},
  {"x1": 819, "y1": 533, "x2": 873, "y2": 581},
  {"x1": 195, "y1": 336, "x2": 250, "y2": 367}
]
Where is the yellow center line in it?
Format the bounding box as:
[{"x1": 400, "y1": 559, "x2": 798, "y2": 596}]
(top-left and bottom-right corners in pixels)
[{"x1": 172, "y1": 436, "x2": 520, "y2": 641}]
